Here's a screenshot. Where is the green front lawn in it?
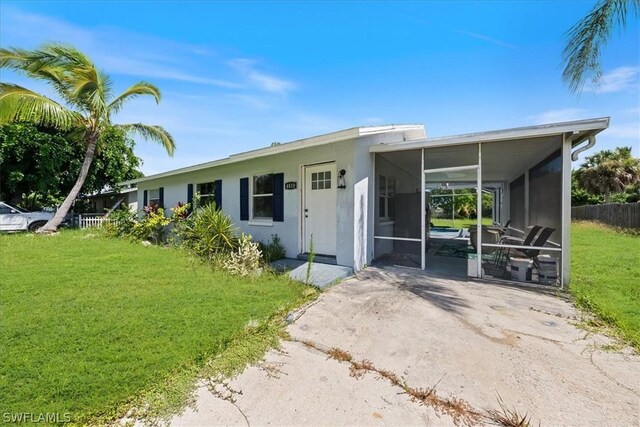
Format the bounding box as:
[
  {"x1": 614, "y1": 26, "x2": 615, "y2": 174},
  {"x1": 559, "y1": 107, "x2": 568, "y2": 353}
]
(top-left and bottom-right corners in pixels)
[
  {"x1": 571, "y1": 221, "x2": 640, "y2": 349},
  {"x1": 431, "y1": 217, "x2": 494, "y2": 229},
  {"x1": 0, "y1": 230, "x2": 308, "y2": 423}
]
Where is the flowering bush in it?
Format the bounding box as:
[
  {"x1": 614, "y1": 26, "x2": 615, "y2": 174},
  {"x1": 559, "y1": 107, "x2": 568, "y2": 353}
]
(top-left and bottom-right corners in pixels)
[
  {"x1": 131, "y1": 207, "x2": 170, "y2": 244},
  {"x1": 171, "y1": 201, "x2": 190, "y2": 221},
  {"x1": 143, "y1": 203, "x2": 161, "y2": 215},
  {"x1": 167, "y1": 201, "x2": 191, "y2": 246}
]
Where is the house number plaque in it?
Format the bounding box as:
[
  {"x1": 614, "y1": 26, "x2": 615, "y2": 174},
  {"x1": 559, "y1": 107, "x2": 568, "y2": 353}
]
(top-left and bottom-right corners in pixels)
[{"x1": 285, "y1": 182, "x2": 297, "y2": 190}]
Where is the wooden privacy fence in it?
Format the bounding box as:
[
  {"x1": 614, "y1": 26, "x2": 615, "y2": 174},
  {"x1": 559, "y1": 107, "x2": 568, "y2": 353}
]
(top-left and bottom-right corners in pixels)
[
  {"x1": 572, "y1": 203, "x2": 640, "y2": 228},
  {"x1": 78, "y1": 214, "x2": 113, "y2": 229}
]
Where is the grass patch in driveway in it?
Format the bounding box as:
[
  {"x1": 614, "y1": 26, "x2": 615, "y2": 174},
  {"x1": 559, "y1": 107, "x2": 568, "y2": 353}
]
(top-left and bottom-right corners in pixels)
[
  {"x1": 0, "y1": 230, "x2": 311, "y2": 424},
  {"x1": 571, "y1": 221, "x2": 640, "y2": 350}
]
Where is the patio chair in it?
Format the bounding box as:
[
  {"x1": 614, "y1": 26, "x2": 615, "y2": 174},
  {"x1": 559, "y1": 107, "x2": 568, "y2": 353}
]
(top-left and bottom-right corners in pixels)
[
  {"x1": 511, "y1": 227, "x2": 556, "y2": 270},
  {"x1": 469, "y1": 225, "x2": 502, "y2": 254},
  {"x1": 493, "y1": 225, "x2": 543, "y2": 272},
  {"x1": 485, "y1": 219, "x2": 512, "y2": 240},
  {"x1": 491, "y1": 219, "x2": 511, "y2": 232}
]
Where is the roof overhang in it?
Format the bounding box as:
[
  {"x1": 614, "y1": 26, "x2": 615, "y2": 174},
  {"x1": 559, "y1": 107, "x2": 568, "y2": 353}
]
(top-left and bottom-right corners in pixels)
[
  {"x1": 80, "y1": 186, "x2": 137, "y2": 199},
  {"x1": 369, "y1": 117, "x2": 610, "y2": 153},
  {"x1": 122, "y1": 124, "x2": 424, "y2": 185}
]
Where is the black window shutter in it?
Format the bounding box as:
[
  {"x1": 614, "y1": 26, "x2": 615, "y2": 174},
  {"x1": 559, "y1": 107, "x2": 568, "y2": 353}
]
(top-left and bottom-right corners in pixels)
[
  {"x1": 143, "y1": 190, "x2": 148, "y2": 206},
  {"x1": 214, "y1": 180, "x2": 222, "y2": 210},
  {"x1": 187, "y1": 183, "x2": 194, "y2": 206},
  {"x1": 273, "y1": 173, "x2": 284, "y2": 222},
  {"x1": 159, "y1": 187, "x2": 164, "y2": 208},
  {"x1": 240, "y1": 178, "x2": 249, "y2": 221}
]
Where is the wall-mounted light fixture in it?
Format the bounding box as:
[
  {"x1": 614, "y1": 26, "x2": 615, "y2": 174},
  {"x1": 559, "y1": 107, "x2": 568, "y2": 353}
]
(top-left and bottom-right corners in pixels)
[{"x1": 337, "y1": 169, "x2": 347, "y2": 189}]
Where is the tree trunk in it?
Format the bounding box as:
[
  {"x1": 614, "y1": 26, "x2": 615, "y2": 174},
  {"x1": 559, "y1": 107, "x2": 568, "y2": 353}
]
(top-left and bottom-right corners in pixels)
[
  {"x1": 604, "y1": 191, "x2": 611, "y2": 204},
  {"x1": 38, "y1": 134, "x2": 98, "y2": 233}
]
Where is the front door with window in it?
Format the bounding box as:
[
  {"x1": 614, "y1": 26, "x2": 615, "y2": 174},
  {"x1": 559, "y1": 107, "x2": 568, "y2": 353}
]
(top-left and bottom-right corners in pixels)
[{"x1": 303, "y1": 163, "x2": 337, "y2": 256}]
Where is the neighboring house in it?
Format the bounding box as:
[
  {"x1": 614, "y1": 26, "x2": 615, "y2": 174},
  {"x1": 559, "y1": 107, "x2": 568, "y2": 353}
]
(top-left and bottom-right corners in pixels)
[
  {"x1": 80, "y1": 186, "x2": 138, "y2": 214},
  {"x1": 122, "y1": 118, "x2": 609, "y2": 287}
]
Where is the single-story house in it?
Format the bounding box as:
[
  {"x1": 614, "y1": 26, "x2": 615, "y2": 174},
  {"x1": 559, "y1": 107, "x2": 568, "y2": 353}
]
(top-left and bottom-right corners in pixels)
[
  {"x1": 122, "y1": 117, "x2": 609, "y2": 287},
  {"x1": 79, "y1": 186, "x2": 138, "y2": 214}
]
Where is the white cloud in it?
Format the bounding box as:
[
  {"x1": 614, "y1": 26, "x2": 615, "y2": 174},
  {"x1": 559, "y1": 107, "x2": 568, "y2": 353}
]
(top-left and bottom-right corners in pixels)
[
  {"x1": 98, "y1": 55, "x2": 241, "y2": 89},
  {"x1": 457, "y1": 30, "x2": 516, "y2": 49},
  {"x1": 0, "y1": 7, "x2": 239, "y2": 89},
  {"x1": 1, "y1": 7, "x2": 213, "y2": 57},
  {"x1": 584, "y1": 66, "x2": 639, "y2": 94},
  {"x1": 1, "y1": 8, "x2": 296, "y2": 95},
  {"x1": 1, "y1": 7, "x2": 94, "y2": 45},
  {"x1": 227, "y1": 58, "x2": 296, "y2": 94},
  {"x1": 527, "y1": 108, "x2": 588, "y2": 124}
]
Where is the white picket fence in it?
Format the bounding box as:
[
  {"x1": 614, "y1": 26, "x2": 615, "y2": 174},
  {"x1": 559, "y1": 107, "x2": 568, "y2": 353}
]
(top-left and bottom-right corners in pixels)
[{"x1": 78, "y1": 214, "x2": 113, "y2": 229}]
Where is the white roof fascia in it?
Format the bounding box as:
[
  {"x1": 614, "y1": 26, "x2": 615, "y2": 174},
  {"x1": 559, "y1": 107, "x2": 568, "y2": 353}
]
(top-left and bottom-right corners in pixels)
[
  {"x1": 122, "y1": 124, "x2": 424, "y2": 185},
  {"x1": 369, "y1": 117, "x2": 610, "y2": 153},
  {"x1": 83, "y1": 186, "x2": 138, "y2": 198}
]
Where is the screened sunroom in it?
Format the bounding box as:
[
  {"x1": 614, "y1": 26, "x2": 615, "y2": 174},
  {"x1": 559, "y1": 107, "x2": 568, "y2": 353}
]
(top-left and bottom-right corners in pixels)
[{"x1": 370, "y1": 118, "x2": 609, "y2": 288}]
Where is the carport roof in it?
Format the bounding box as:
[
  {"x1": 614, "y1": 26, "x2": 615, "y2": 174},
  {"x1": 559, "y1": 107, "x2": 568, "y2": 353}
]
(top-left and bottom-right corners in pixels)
[{"x1": 369, "y1": 117, "x2": 610, "y2": 153}]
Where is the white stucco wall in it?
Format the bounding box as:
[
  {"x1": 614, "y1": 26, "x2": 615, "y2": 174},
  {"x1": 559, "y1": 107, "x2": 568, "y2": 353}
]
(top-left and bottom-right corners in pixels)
[
  {"x1": 137, "y1": 130, "x2": 419, "y2": 268},
  {"x1": 138, "y1": 139, "x2": 358, "y2": 267}
]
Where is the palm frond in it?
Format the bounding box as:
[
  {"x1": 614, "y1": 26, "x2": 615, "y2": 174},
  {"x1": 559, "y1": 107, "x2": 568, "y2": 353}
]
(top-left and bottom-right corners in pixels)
[
  {"x1": 0, "y1": 47, "x2": 69, "y2": 99},
  {"x1": 43, "y1": 43, "x2": 93, "y2": 67},
  {"x1": 0, "y1": 46, "x2": 30, "y2": 69},
  {"x1": 68, "y1": 67, "x2": 111, "y2": 117},
  {"x1": 108, "y1": 82, "x2": 161, "y2": 114},
  {"x1": 118, "y1": 123, "x2": 175, "y2": 156},
  {"x1": 35, "y1": 64, "x2": 75, "y2": 101},
  {"x1": 0, "y1": 43, "x2": 111, "y2": 114},
  {"x1": 562, "y1": 0, "x2": 640, "y2": 93},
  {"x1": 0, "y1": 83, "x2": 82, "y2": 129}
]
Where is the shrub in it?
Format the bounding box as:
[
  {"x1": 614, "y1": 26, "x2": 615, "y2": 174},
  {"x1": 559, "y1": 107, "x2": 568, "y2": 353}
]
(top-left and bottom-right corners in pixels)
[
  {"x1": 168, "y1": 201, "x2": 191, "y2": 246},
  {"x1": 131, "y1": 207, "x2": 170, "y2": 244},
  {"x1": 223, "y1": 234, "x2": 263, "y2": 277},
  {"x1": 103, "y1": 206, "x2": 137, "y2": 237},
  {"x1": 171, "y1": 201, "x2": 190, "y2": 221},
  {"x1": 178, "y1": 203, "x2": 238, "y2": 260},
  {"x1": 259, "y1": 234, "x2": 286, "y2": 262}
]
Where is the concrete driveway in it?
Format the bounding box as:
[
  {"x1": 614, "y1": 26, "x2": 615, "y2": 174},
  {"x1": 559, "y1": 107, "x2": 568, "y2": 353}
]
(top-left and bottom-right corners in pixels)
[{"x1": 172, "y1": 267, "x2": 640, "y2": 426}]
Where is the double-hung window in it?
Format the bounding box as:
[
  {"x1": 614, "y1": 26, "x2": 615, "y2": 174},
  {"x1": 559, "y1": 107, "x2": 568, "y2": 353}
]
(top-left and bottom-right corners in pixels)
[
  {"x1": 252, "y1": 174, "x2": 274, "y2": 219},
  {"x1": 379, "y1": 175, "x2": 396, "y2": 221},
  {"x1": 197, "y1": 182, "x2": 216, "y2": 206},
  {"x1": 148, "y1": 189, "x2": 161, "y2": 208}
]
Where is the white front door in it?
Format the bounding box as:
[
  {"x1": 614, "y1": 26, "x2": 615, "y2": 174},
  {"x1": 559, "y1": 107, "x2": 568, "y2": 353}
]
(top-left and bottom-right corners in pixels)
[{"x1": 303, "y1": 163, "x2": 337, "y2": 256}]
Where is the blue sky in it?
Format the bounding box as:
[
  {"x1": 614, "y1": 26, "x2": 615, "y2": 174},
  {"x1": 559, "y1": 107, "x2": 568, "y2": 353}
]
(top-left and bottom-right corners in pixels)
[{"x1": 1, "y1": 1, "x2": 639, "y2": 175}]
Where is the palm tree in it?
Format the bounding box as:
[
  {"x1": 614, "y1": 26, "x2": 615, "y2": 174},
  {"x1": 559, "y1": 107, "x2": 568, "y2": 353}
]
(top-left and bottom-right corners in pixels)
[
  {"x1": 0, "y1": 43, "x2": 175, "y2": 232},
  {"x1": 575, "y1": 147, "x2": 640, "y2": 203},
  {"x1": 562, "y1": 0, "x2": 639, "y2": 93}
]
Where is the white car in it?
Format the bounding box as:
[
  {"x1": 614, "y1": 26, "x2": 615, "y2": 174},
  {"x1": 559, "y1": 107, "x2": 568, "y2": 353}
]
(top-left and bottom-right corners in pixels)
[{"x1": 0, "y1": 202, "x2": 55, "y2": 232}]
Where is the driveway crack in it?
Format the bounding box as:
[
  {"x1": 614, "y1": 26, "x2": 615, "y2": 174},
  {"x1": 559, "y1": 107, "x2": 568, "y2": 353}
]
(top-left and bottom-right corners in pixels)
[
  {"x1": 588, "y1": 340, "x2": 640, "y2": 398},
  {"x1": 292, "y1": 337, "x2": 536, "y2": 427}
]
